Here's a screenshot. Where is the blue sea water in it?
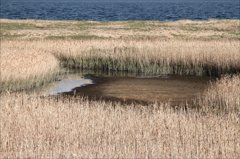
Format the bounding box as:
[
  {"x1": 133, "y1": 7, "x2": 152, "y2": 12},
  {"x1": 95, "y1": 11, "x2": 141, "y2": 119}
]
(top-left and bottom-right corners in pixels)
[{"x1": 0, "y1": 0, "x2": 240, "y2": 21}]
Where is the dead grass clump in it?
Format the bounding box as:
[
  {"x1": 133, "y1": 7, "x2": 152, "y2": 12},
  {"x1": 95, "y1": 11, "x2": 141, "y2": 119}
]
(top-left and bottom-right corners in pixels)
[
  {"x1": 200, "y1": 75, "x2": 240, "y2": 113},
  {"x1": 0, "y1": 41, "x2": 59, "y2": 91},
  {"x1": 1, "y1": 41, "x2": 59, "y2": 81}
]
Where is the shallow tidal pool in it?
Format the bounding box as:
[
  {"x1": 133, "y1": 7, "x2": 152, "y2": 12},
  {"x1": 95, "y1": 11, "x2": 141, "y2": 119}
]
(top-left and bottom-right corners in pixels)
[{"x1": 44, "y1": 72, "x2": 212, "y2": 104}]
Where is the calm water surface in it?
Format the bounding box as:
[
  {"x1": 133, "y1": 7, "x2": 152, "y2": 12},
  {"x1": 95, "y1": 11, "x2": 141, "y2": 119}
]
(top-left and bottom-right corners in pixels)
[
  {"x1": 45, "y1": 73, "x2": 212, "y2": 104},
  {"x1": 1, "y1": 0, "x2": 239, "y2": 20}
]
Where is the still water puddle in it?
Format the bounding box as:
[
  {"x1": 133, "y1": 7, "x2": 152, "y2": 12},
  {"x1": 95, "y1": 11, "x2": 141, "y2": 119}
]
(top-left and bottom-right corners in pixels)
[
  {"x1": 48, "y1": 78, "x2": 93, "y2": 95},
  {"x1": 45, "y1": 73, "x2": 212, "y2": 104}
]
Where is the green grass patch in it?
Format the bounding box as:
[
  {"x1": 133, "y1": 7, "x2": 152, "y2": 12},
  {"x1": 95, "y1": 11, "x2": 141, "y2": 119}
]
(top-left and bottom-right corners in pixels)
[
  {"x1": 46, "y1": 34, "x2": 107, "y2": 40},
  {"x1": 0, "y1": 31, "x2": 24, "y2": 39},
  {"x1": 0, "y1": 22, "x2": 37, "y2": 30}
]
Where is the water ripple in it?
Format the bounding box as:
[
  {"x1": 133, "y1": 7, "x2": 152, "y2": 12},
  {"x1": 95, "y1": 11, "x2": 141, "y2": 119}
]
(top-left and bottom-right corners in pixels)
[{"x1": 1, "y1": 0, "x2": 240, "y2": 20}]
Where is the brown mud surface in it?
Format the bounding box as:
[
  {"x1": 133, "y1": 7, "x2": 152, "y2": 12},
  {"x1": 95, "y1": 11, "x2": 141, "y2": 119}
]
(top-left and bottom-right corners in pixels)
[{"x1": 64, "y1": 75, "x2": 212, "y2": 105}]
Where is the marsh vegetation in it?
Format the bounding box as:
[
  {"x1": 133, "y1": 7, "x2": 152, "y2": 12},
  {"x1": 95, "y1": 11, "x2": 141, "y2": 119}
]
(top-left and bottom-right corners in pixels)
[{"x1": 0, "y1": 19, "x2": 240, "y2": 158}]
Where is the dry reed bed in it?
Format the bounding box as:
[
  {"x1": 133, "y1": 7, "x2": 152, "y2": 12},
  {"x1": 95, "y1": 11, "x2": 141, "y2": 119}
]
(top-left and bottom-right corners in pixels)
[
  {"x1": 1, "y1": 40, "x2": 240, "y2": 78},
  {"x1": 52, "y1": 40, "x2": 240, "y2": 75},
  {"x1": 1, "y1": 19, "x2": 240, "y2": 158},
  {"x1": 0, "y1": 41, "x2": 60, "y2": 91},
  {"x1": 199, "y1": 75, "x2": 240, "y2": 113},
  {"x1": 0, "y1": 75, "x2": 240, "y2": 158},
  {"x1": 1, "y1": 39, "x2": 239, "y2": 91},
  {"x1": 0, "y1": 95, "x2": 239, "y2": 158},
  {"x1": 1, "y1": 19, "x2": 240, "y2": 90}
]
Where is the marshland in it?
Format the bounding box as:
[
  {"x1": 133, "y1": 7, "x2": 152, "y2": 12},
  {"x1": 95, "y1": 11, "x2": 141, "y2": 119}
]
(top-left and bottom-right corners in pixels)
[{"x1": 0, "y1": 19, "x2": 240, "y2": 158}]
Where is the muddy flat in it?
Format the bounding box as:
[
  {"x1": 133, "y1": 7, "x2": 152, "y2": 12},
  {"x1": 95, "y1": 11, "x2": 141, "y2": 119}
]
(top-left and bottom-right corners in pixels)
[{"x1": 67, "y1": 75, "x2": 211, "y2": 104}]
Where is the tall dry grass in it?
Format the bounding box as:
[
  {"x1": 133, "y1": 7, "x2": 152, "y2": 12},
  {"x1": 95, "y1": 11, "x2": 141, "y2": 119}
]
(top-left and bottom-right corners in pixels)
[
  {"x1": 1, "y1": 19, "x2": 240, "y2": 91},
  {"x1": 0, "y1": 87, "x2": 239, "y2": 158},
  {"x1": 52, "y1": 40, "x2": 240, "y2": 75},
  {"x1": 200, "y1": 75, "x2": 240, "y2": 113},
  {"x1": 0, "y1": 41, "x2": 59, "y2": 91},
  {"x1": 1, "y1": 73, "x2": 239, "y2": 158},
  {"x1": 1, "y1": 40, "x2": 240, "y2": 80},
  {"x1": 0, "y1": 43, "x2": 59, "y2": 81},
  {"x1": 0, "y1": 19, "x2": 240, "y2": 158}
]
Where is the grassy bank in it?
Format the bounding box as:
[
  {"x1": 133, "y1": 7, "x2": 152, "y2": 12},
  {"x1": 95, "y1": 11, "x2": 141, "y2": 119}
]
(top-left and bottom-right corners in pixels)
[
  {"x1": 1, "y1": 40, "x2": 240, "y2": 90},
  {"x1": 54, "y1": 40, "x2": 240, "y2": 76}
]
